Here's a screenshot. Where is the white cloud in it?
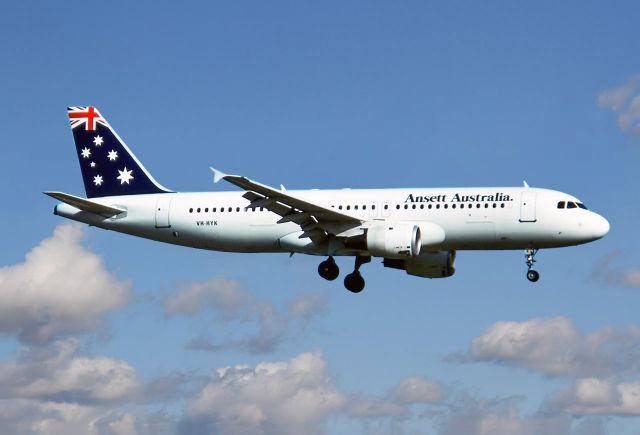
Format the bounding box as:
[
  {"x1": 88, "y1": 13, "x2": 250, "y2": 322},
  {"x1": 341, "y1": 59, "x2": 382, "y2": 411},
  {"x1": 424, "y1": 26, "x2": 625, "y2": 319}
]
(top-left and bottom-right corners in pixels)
[
  {"x1": 0, "y1": 224, "x2": 131, "y2": 344},
  {"x1": 455, "y1": 317, "x2": 640, "y2": 377},
  {"x1": 436, "y1": 396, "x2": 606, "y2": 435},
  {"x1": 0, "y1": 339, "x2": 139, "y2": 404},
  {"x1": 166, "y1": 278, "x2": 327, "y2": 354},
  {"x1": 598, "y1": 75, "x2": 640, "y2": 137},
  {"x1": 550, "y1": 378, "x2": 640, "y2": 416},
  {"x1": 180, "y1": 351, "x2": 345, "y2": 435},
  {"x1": 390, "y1": 375, "x2": 442, "y2": 404}
]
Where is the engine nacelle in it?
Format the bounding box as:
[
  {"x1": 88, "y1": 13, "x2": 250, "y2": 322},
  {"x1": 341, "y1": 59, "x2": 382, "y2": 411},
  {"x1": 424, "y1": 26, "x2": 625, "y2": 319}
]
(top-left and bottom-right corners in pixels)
[
  {"x1": 384, "y1": 250, "x2": 456, "y2": 278},
  {"x1": 345, "y1": 223, "x2": 421, "y2": 258}
]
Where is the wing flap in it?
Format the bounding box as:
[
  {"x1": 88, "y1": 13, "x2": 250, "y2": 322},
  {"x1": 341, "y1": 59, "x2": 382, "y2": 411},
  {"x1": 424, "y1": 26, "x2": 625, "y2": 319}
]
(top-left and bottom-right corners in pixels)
[{"x1": 213, "y1": 168, "x2": 362, "y2": 242}]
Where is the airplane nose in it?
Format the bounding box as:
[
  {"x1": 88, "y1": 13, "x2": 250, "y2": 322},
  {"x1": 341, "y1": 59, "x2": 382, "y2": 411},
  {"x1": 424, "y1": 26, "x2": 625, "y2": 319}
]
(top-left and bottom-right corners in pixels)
[{"x1": 590, "y1": 214, "x2": 610, "y2": 240}]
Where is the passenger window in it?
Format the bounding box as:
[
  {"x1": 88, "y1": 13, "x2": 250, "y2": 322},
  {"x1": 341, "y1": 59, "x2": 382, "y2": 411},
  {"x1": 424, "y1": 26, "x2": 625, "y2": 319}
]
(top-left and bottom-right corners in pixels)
[
  {"x1": 484, "y1": 203, "x2": 489, "y2": 208},
  {"x1": 568, "y1": 202, "x2": 577, "y2": 209},
  {"x1": 396, "y1": 205, "x2": 400, "y2": 210},
  {"x1": 354, "y1": 205, "x2": 358, "y2": 210},
  {"x1": 404, "y1": 204, "x2": 409, "y2": 210},
  {"x1": 205, "y1": 208, "x2": 209, "y2": 212},
  {"x1": 363, "y1": 205, "x2": 366, "y2": 210},
  {"x1": 436, "y1": 204, "x2": 440, "y2": 209},
  {"x1": 420, "y1": 204, "x2": 424, "y2": 209},
  {"x1": 346, "y1": 205, "x2": 351, "y2": 210},
  {"x1": 412, "y1": 204, "x2": 416, "y2": 209},
  {"x1": 452, "y1": 204, "x2": 456, "y2": 209},
  {"x1": 189, "y1": 208, "x2": 193, "y2": 213},
  {"x1": 428, "y1": 204, "x2": 432, "y2": 209},
  {"x1": 444, "y1": 204, "x2": 448, "y2": 209},
  {"x1": 500, "y1": 203, "x2": 505, "y2": 208},
  {"x1": 476, "y1": 204, "x2": 481, "y2": 208},
  {"x1": 492, "y1": 203, "x2": 497, "y2": 208},
  {"x1": 197, "y1": 208, "x2": 201, "y2": 213},
  {"x1": 557, "y1": 201, "x2": 565, "y2": 209},
  {"x1": 460, "y1": 204, "x2": 464, "y2": 209}
]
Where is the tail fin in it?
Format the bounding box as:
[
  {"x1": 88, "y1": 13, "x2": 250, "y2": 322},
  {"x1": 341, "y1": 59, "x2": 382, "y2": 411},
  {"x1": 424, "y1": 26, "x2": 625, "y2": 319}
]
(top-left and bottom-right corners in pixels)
[{"x1": 67, "y1": 106, "x2": 172, "y2": 198}]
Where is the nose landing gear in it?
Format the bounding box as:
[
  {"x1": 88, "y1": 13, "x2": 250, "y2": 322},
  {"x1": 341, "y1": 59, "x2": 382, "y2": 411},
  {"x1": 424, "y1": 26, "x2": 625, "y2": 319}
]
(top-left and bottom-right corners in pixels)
[
  {"x1": 525, "y1": 248, "x2": 540, "y2": 282},
  {"x1": 344, "y1": 256, "x2": 371, "y2": 293}
]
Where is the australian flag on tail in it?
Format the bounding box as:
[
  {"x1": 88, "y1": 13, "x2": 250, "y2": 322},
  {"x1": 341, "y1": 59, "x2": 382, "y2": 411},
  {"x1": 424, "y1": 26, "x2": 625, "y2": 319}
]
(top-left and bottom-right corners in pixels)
[{"x1": 68, "y1": 106, "x2": 172, "y2": 198}]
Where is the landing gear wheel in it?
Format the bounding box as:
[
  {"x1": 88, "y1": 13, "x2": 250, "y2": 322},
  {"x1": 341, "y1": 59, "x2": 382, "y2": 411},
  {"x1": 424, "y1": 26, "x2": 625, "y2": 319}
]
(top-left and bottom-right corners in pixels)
[
  {"x1": 344, "y1": 271, "x2": 365, "y2": 293},
  {"x1": 318, "y1": 257, "x2": 339, "y2": 281},
  {"x1": 526, "y1": 270, "x2": 540, "y2": 282}
]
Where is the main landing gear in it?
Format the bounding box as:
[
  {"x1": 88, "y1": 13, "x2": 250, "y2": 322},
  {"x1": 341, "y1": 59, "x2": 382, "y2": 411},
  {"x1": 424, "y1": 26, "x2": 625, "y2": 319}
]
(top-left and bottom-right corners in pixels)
[
  {"x1": 318, "y1": 256, "x2": 339, "y2": 281},
  {"x1": 317, "y1": 256, "x2": 371, "y2": 293},
  {"x1": 343, "y1": 256, "x2": 370, "y2": 293},
  {"x1": 525, "y1": 248, "x2": 540, "y2": 282}
]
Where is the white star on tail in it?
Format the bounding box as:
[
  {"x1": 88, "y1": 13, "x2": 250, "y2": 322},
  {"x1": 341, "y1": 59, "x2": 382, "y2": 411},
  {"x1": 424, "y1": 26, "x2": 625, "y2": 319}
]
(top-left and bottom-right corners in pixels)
[
  {"x1": 108, "y1": 150, "x2": 118, "y2": 161},
  {"x1": 81, "y1": 148, "x2": 91, "y2": 158},
  {"x1": 117, "y1": 167, "x2": 134, "y2": 184},
  {"x1": 93, "y1": 135, "x2": 104, "y2": 146},
  {"x1": 93, "y1": 175, "x2": 103, "y2": 186},
  {"x1": 90, "y1": 162, "x2": 96, "y2": 168}
]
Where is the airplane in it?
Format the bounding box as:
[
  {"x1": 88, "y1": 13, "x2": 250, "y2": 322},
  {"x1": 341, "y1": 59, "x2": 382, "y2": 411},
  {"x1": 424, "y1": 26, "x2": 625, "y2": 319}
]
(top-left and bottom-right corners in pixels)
[{"x1": 46, "y1": 106, "x2": 610, "y2": 293}]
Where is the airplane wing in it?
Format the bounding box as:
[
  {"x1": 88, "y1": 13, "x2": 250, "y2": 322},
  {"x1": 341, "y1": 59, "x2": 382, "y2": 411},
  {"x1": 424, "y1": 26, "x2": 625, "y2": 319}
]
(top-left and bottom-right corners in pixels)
[{"x1": 211, "y1": 168, "x2": 363, "y2": 243}]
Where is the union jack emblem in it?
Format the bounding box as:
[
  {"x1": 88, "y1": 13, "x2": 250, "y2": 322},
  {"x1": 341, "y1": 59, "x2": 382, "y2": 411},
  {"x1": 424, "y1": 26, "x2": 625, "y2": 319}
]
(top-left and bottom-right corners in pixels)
[{"x1": 68, "y1": 106, "x2": 107, "y2": 131}]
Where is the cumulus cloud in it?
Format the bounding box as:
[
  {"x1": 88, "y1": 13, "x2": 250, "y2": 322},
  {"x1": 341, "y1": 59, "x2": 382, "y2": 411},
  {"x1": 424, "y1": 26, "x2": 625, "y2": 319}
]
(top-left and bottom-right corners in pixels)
[
  {"x1": 592, "y1": 253, "x2": 640, "y2": 288},
  {"x1": 598, "y1": 75, "x2": 640, "y2": 137},
  {"x1": 451, "y1": 317, "x2": 640, "y2": 377},
  {"x1": 390, "y1": 375, "x2": 443, "y2": 405},
  {"x1": 436, "y1": 396, "x2": 606, "y2": 435},
  {"x1": 166, "y1": 278, "x2": 327, "y2": 354},
  {"x1": 0, "y1": 339, "x2": 140, "y2": 404},
  {"x1": 0, "y1": 224, "x2": 131, "y2": 344},
  {"x1": 549, "y1": 378, "x2": 640, "y2": 416},
  {"x1": 179, "y1": 351, "x2": 346, "y2": 435}
]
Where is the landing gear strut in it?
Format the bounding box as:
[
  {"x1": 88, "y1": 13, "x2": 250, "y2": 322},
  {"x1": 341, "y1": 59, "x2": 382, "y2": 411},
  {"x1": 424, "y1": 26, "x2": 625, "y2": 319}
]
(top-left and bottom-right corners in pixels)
[
  {"x1": 318, "y1": 256, "x2": 339, "y2": 281},
  {"x1": 525, "y1": 248, "x2": 540, "y2": 282},
  {"x1": 344, "y1": 256, "x2": 370, "y2": 293}
]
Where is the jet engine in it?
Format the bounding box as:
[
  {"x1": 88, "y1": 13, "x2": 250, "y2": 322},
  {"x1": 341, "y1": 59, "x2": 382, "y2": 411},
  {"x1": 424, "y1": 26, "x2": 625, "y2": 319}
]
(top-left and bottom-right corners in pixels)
[
  {"x1": 383, "y1": 250, "x2": 456, "y2": 278},
  {"x1": 344, "y1": 223, "x2": 421, "y2": 258}
]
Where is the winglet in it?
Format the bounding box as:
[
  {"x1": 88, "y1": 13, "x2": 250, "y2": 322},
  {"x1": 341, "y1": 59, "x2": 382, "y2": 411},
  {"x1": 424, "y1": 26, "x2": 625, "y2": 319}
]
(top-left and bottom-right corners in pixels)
[
  {"x1": 211, "y1": 167, "x2": 227, "y2": 183},
  {"x1": 523, "y1": 180, "x2": 530, "y2": 188}
]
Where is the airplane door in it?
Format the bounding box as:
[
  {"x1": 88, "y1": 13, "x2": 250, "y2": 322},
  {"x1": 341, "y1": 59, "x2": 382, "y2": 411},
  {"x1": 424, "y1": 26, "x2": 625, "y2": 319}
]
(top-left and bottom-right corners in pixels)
[
  {"x1": 155, "y1": 196, "x2": 172, "y2": 228},
  {"x1": 519, "y1": 190, "x2": 537, "y2": 222}
]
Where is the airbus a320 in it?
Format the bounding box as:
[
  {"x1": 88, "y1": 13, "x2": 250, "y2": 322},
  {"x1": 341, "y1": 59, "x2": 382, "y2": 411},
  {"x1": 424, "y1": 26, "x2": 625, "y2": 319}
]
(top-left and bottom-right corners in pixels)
[{"x1": 46, "y1": 107, "x2": 610, "y2": 293}]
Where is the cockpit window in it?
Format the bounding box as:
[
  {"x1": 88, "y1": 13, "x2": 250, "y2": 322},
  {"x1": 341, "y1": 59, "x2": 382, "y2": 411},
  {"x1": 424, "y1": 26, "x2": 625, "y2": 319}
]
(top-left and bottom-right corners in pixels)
[
  {"x1": 557, "y1": 201, "x2": 565, "y2": 209},
  {"x1": 567, "y1": 202, "x2": 577, "y2": 209},
  {"x1": 577, "y1": 203, "x2": 588, "y2": 210}
]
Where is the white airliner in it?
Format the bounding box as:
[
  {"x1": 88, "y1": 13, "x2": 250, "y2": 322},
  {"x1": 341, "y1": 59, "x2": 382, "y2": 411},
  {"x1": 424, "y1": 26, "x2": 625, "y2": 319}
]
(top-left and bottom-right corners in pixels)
[{"x1": 46, "y1": 107, "x2": 610, "y2": 292}]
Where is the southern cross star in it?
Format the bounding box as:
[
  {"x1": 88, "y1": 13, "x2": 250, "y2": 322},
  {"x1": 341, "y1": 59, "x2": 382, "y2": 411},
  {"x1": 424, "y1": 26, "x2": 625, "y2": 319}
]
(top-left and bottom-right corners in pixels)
[
  {"x1": 81, "y1": 147, "x2": 91, "y2": 158},
  {"x1": 93, "y1": 135, "x2": 104, "y2": 146},
  {"x1": 108, "y1": 150, "x2": 118, "y2": 161},
  {"x1": 93, "y1": 175, "x2": 103, "y2": 186},
  {"x1": 117, "y1": 167, "x2": 134, "y2": 184}
]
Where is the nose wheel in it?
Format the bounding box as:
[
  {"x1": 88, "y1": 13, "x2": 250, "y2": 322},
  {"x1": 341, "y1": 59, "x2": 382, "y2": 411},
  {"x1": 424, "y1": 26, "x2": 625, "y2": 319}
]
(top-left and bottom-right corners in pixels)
[
  {"x1": 525, "y1": 248, "x2": 540, "y2": 282},
  {"x1": 318, "y1": 256, "x2": 339, "y2": 281},
  {"x1": 344, "y1": 256, "x2": 371, "y2": 293}
]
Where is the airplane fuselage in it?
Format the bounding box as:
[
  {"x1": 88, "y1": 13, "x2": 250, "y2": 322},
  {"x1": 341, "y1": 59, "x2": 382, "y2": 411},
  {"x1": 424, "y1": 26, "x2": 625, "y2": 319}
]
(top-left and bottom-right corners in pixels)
[{"x1": 54, "y1": 186, "x2": 609, "y2": 256}]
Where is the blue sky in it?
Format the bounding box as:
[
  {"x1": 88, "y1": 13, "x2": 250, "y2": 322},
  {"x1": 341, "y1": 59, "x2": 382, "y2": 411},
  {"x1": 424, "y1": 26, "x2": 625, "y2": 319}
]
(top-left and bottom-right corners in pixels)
[{"x1": 1, "y1": 1, "x2": 640, "y2": 434}]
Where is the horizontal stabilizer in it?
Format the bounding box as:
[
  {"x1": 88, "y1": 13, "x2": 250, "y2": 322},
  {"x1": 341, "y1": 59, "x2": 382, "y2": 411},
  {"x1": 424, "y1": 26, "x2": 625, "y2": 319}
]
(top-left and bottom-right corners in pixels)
[{"x1": 44, "y1": 191, "x2": 125, "y2": 216}]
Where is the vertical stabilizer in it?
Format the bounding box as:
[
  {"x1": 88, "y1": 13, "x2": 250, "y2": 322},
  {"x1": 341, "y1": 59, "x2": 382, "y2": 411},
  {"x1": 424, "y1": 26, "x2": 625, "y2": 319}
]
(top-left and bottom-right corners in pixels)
[{"x1": 67, "y1": 106, "x2": 172, "y2": 198}]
